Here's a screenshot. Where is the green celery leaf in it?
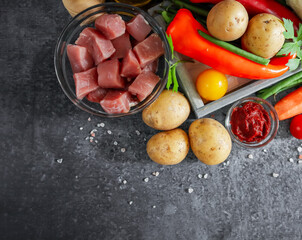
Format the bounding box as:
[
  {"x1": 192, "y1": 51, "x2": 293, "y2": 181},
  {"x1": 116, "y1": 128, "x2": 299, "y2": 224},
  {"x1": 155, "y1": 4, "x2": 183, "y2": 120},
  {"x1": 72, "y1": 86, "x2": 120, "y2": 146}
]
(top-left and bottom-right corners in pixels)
[
  {"x1": 286, "y1": 58, "x2": 300, "y2": 71},
  {"x1": 277, "y1": 42, "x2": 297, "y2": 56},
  {"x1": 283, "y1": 18, "x2": 295, "y2": 39},
  {"x1": 297, "y1": 23, "x2": 302, "y2": 41}
]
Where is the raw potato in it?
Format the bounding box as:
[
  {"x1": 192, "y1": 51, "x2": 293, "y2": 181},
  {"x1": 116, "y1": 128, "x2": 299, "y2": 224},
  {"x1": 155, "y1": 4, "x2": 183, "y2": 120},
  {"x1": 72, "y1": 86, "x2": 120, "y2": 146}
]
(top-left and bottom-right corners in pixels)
[
  {"x1": 241, "y1": 13, "x2": 285, "y2": 59},
  {"x1": 147, "y1": 129, "x2": 189, "y2": 165},
  {"x1": 189, "y1": 118, "x2": 232, "y2": 165},
  {"x1": 207, "y1": 0, "x2": 249, "y2": 41},
  {"x1": 286, "y1": 0, "x2": 302, "y2": 20},
  {"x1": 142, "y1": 90, "x2": 190, "y2": 130}
]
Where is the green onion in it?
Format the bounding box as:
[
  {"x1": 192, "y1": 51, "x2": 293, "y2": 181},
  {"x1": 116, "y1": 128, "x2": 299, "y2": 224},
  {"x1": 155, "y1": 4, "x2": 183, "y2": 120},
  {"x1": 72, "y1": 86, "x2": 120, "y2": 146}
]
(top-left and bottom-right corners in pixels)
[
  {"x1": 257, "y1": 71, "x2": 302, "y2": 99},
  {"x1": 197, "y1": 30, "x2": 270, "y2": 66}
]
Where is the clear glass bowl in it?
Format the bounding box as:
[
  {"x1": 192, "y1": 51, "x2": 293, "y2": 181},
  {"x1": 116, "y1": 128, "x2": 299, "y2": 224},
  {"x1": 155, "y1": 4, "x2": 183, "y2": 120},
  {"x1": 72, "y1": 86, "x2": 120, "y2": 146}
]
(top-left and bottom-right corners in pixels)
[
  {"x1": 54, "y1": 2, "x2": 171, "y2": 117},
  {"x1": 225, "y1": 97, "x2": 279, "y2": 148}
]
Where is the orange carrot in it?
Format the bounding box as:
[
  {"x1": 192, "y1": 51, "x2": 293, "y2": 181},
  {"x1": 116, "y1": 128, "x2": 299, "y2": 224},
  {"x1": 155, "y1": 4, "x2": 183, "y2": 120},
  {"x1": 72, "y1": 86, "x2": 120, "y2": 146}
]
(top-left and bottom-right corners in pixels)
[{"x1": 275, "y1": 86, "x2": 302, "y2": 120}]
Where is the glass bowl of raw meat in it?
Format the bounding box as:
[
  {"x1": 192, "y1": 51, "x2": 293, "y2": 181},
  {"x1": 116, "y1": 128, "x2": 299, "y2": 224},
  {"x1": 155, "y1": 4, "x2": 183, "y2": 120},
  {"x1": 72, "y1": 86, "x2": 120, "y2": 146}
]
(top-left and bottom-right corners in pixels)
[{"x1": 54, "y1": 2, "x2": 171, "y2": 117}]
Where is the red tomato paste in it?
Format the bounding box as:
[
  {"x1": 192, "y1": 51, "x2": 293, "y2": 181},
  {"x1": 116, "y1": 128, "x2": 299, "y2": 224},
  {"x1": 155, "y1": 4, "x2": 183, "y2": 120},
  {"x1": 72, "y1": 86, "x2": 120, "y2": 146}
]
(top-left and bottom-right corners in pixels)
[{"x1": 230, "y1": 101, "x2": 271, "y2": 142}]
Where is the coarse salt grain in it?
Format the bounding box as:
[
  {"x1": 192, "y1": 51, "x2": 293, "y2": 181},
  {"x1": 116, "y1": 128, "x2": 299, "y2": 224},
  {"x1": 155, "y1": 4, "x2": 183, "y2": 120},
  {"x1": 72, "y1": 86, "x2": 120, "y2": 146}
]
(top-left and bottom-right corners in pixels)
[
  {"x1": 187, "y1": 187, "x2": 194, "y2": 193},
  {"x1": 152, "y1": 205, "x2": 156, "y2": 209},
  {"x1": 143, "y1": 177, "x2": 149, "y2": 182},
  {"x1": 113, "y1": 141, "x2": 118, "y2": 146},
  {"x1": 121, "y1": 148, "x2": 126, "y2": 153},
  {"x1": 135, "y1": 130, "x2": 140, "y2": 135},
  {"x1": 263, "y1": 149, "x2": 267, "y2": 153},
  {"x1": 122, "y1": 180, "x2": 127, "y2": 184},
  {"x1": 107, "y1": 130, "x2": 112, "y2": 134},
  {"x1": 197, "y1": 174, "x2": 202, "y2": 179},
  {"x1": 79, "y1": 127, "x2": 83, "y2": 131},
  {"x1": 272, "y1": 173, "x2": 279, "y2": 178},
  {"x1": 248, "y1": 154, "x2": 254, "y2": 159},
  {"x1": 95, "y1": 140, "x2": 98, "y2": 143},
  {"x1": 56, "y1": 158, "x2": 63, "y2": 163},
  {"x1": 97, "y1": 123, "x2": 105, "y2": 128},
  {"x1": 152, "y1": 172, "x2": 159, "y2": 177},
  {"x1": 298, "y1": 147, "x2": 302, "y2": 152},
  {"x1": 128, "y1": 201, "x2": 133, "y2": 205},
  {"x1": 298, "y1": 160, "x2": 302, "y2": 164},
  {"x1": 203, "y1": 174, "x2": 208, "y2": 179},
  {"x1": 289, "y1": 158, "x2": 294, "y2": 163},
  {"x1": 88, "y1": 117, "x2": 91, "y2": 121}
]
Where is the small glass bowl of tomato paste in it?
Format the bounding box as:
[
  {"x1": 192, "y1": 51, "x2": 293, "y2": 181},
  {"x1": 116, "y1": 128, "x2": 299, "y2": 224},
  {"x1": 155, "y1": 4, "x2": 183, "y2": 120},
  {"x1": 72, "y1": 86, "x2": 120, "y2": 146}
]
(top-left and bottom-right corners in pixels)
[{"x1": 225, "y1": 97, "x2": 279, "y2": 148}]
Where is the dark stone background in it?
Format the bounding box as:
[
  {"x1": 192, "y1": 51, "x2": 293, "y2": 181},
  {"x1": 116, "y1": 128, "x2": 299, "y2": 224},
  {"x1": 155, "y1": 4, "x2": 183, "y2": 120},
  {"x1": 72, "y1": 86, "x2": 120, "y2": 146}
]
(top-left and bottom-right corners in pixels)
[{"x1": 1, "y1": 1, "x2": 302, "y2": 239}]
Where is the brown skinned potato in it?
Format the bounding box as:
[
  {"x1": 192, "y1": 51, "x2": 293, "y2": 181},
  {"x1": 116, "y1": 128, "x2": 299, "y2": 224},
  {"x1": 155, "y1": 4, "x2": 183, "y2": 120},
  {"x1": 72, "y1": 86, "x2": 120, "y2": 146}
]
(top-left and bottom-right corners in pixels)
[
  {"x1": 207, "y1": 0, "x2": 249, "y2": 41},
  {"x1": 142, "y1": 90, "x2": 190, "y2": 130},
  {"x1": 189, "y1": 118, "x2": 232, "y2": 165},
  {"x1": 147, "y1": 129, "x2": 189, "y2": 165},
  {"x1": 241, "y1": 13, "x2": 285, "y2": 59}
]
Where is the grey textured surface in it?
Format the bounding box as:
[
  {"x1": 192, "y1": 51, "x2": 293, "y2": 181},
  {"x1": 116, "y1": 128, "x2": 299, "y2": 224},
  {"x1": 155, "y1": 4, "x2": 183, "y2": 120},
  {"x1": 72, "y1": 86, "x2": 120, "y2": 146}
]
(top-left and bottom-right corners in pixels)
[{"x1": 1, "y1": 1, "x2": 302, "y2": 240}]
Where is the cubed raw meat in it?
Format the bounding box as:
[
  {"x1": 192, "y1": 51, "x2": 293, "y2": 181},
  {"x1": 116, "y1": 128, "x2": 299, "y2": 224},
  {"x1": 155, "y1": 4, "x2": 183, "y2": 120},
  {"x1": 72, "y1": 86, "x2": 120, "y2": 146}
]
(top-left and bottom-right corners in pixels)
[
  {"x1": 133, "y1": 33, "x2": 164, "y2": 68},
  {"x1": 67, "y1": 44, "x2": 94, "y2": 73},
  {"x1": 100, "y1": 90, "x2": 131, "y2": 114},
  {"x1": 120, "y1": 49, "x2": 141, "y2": 78},
  {"x1": 128, "y1": 71, "x2": 160, "y2": 101},
  {"x1": 75, "y1": 27, "x2": 115, "y2": 65},
  {"x1": 73, "y1": 67, "x2": 99, "y2": 100},
  {"x1": 86, "y1": 87, "x2": 107, "y2": 103},
  {"x1": 126, "y1": 14, "x2": 152, "y2": 42},
  {"x1": 95, "y1": 14, "x2": 126, "y2": 40},
  {"x1": 142, "y1": 59, "x2": 158, "y2": 73},
  {"x1": 111, "y1": 32, "x2": 132, "y2": 59},
  {"x1": 97, "y1": 58, "x2": 125, "y2": 88}
]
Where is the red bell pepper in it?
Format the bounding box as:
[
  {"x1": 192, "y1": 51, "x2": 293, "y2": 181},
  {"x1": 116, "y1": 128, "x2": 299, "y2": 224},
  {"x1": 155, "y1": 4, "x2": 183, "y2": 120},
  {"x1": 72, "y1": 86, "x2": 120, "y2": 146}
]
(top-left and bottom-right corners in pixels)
[
  {"x1": 166, "y1": 9, "x2": 291, "y2": 79},
  {"x1": 190, "y1": 0, "x2": 301, "y2": 31}
]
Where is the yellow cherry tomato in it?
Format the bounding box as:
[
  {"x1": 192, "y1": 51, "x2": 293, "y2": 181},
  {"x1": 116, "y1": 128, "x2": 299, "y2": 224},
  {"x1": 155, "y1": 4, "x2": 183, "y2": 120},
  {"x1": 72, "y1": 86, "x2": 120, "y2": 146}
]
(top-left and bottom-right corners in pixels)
[{"x1": 195, "y1": 69, "x2": 228, "y2": 101}]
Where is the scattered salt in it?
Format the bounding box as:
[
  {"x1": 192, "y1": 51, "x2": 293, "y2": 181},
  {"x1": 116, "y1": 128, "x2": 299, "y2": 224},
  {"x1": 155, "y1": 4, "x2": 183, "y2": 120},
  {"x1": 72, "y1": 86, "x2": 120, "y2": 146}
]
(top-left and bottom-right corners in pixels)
[
  {"x1": 56, "y1": 158, "x2": 63, "y2": 164},
  {"x1": 135, "y1": 130, "x2": 141, "y2": 136},
  {"x1": 248, "y1": 154, "x2": 254, "y2": 159},
  {"x1": 113, "y1": 141, "x2": 118, "y2": 146},
  {"x1": 187, "y1": 187, "x2": 194, "y2": 193},
  {"x1": 152, "y1": 205, "x2": 156, "y2": 209},
  {"x1": 203, "y1": 174, "x2": 208, "y2": 179},
  {"x1": 143, "y1": 177, "x2": 149, "y2": 183},
  {"x1": 97, "y1": 123, "x2": 105, "y2": 128},
  {"x1": 298, "y1": 147, "x2": 302, "y2": 152},
  {"x1": 121, "y1": 148, "x2": 126, "y2": 153},
  {"x1": 107, "y1": 130, "x2": 112, "y2": 135},
  {"x1": 272, "y1": 173, "x2": 279, "y2": 178},
  {"x1": 197, "y1": 174, "x2": 202, "y2": 179},
  {"x1": 95, "y1": 140, "x2": 98, "y2": 143},
  {"x1": 128, "y1": 201, "x2": 133, "y2": 205},
  {"x1": 152, "y1": 171, "x2": 159, "y2": 177},
  {"x1": 123, "y1": 180, "x2": 127, "y2": 184},
  {"x1": 289, "y1": 158, "x2": 294, "y2": 163},
  {"x1": 298, "y1": 160, "x2": 302, "y2": 164},
  {"x1": 88, "y1": 117, "x2": 91, "y2": 121},
  {"x1": 79, "y1": 127, "x2": 83, "y2": 131},
  {"x1": 263, "y1": 149, "x2": 267, "y2": 153}
]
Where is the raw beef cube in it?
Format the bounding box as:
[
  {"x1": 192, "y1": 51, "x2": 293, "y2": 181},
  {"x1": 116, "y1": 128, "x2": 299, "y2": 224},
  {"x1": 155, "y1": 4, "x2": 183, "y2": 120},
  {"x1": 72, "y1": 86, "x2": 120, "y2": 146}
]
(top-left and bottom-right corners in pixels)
[
  {"x1": 100, "y1": 90, "x2": 131, "y2": 114},
  {"x1": 126, "y1": 14, "x2": 152, "y2": 42},
  {"x1": 95, "y1": 14, "x2": 126, "y2": 40},
  {"x1": 120, "y1": 49, "x2": 141, "y2": 78},
  {"x1": 133, "y1": 33, "x2": 164, "y2": 68},
  {"x1": 129, "y1": 96, "x2": 140, "y2": 107},
  {"x1": 86, "y1": 87, "x2": 107, "y2": 103},
  {"x1": 73, "y1": 67, "x2": 99, "y2": 100},
  {"x1": 67, "y1": 44, "x2": 94, "y2": 73},
  {"x1": 97, "y1": 58, "x2": 125, "y2": 88},
  {"x1": 128, "y1": 71, "x2": 160, "y2": 101},
  {"x1": 142, "y1": 59, "x2": 158, "y2": 73},
  {"x1": 111, "y1": 32, "x2": 132, "y2": 59},
  {"x1": 75, "y1": 27, "x2": 115, "y2": 65}
]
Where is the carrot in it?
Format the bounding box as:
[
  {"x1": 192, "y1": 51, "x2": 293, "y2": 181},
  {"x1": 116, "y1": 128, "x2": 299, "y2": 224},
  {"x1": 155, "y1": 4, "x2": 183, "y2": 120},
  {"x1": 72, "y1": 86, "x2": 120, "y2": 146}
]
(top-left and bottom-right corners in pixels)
[{"x1": 275, "y1": 86, "x2": 302, "y2": 120}]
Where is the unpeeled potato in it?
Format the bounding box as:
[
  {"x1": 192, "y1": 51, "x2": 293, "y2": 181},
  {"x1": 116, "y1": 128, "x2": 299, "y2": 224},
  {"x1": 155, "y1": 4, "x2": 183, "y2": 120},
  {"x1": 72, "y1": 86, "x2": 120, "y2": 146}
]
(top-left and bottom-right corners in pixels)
[
  {"x1": 241, "y1": 13, "x2": 285, "y2": 59},
  {"x1": 189, "y1": 118, "x2": 232, "y2": 165},
  {"x1": 207, "y1": 0, "x2": 249, "y2": 41},
  {"x1": 142, "y1": 90, "x2": 190, "y2": 131},
  {"x1": 147, "y1": 129, "x2": 189, "y2": 165},
  {"x1": 62, "y1": 0, "x2": 105, "y2": 16}
]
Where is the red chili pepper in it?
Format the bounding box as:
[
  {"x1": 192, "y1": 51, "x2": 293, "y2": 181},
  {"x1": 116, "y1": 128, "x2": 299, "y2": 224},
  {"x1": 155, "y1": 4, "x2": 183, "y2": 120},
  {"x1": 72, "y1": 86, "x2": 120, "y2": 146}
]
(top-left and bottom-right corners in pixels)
[
  {"x1": 190, "y1": 0, "x2": 301, "y2": 31},
  {"x1": 166, "y1": 9, "x2": 290, "y2": 79}
]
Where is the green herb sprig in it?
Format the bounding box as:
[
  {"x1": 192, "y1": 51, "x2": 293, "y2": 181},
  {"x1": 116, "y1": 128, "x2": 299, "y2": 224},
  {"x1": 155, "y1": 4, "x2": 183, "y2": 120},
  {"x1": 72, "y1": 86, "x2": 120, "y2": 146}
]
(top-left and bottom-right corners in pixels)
[
  {"x1": 166, "y1": 34, "x2": 179, "y2": 92},
  {"x1": 277, "y1": 19, "x2": 302, "y2": 71}
]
